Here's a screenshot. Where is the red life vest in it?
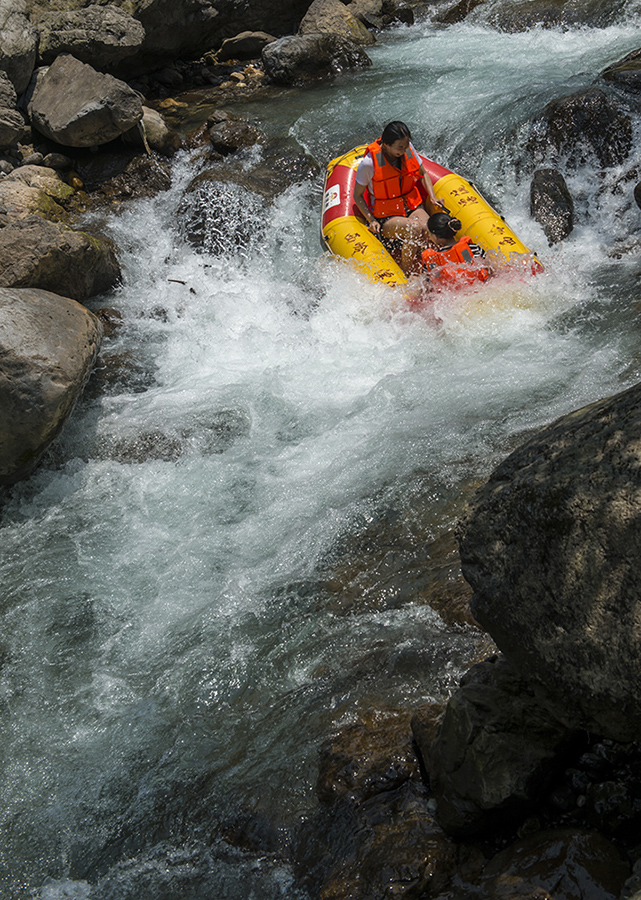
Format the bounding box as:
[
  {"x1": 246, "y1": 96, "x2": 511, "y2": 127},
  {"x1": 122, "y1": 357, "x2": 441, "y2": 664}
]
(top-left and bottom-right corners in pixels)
[
  {"x1": 421, "y1": 236, "x2": 491, "y2": 288},
  {"x1": 366, "y1": 138, "x2": 423, "y2": 219}
]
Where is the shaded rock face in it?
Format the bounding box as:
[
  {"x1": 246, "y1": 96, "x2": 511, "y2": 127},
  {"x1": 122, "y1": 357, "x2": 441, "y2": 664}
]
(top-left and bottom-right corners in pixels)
[
  {"x1": 528, "y1": 87, "x2": 632, "y2": 168},
  {"x1": 28, "y1": 54, "x2": 144, "y2": 148},
  {"x1": 481, "y1": 828, "x2": 629, "y2": 900},
  {"x1": 0, "y1": 286, "x2": 102, "y2": 485},
  {"x1": 37, "y1": 6, "x2": 146, "y2": 71},
  {"x1": 0, "y1": 71, "x2": 25, "y2": 150},
  {"x1": 0, "y1": 215, "x2": 121, "y2": 302},
  {"x1": 0, "y1": 0, "x2": 38, "y2": 94},
  {"x1": 530, "y1": 168, "x2": 574, "y2": 245},
  {"x1": 457, "y1": 380, "x2": 641, "y2": 743},
  {"x1": 262, "y1": 33, "x2": 372, "y2": 84},
  {"x1": 299, "y1": 0, "x2": 376, "y2": 45},
  {"x1": 217, "y1": 30, "x2": 277, "y2": 61},
  {"x1": 421, "y1": 655, "x2": 572, "y2": 837}
]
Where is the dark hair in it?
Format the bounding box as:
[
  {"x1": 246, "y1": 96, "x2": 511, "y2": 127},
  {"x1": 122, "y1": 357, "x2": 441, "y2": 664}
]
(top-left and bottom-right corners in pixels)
[
  {"x1": 428, "y1": 212, "x2": 462, "y2": 240},
  {"x1": 381, "y1": 121, "x2": 412, "y2": 145}
]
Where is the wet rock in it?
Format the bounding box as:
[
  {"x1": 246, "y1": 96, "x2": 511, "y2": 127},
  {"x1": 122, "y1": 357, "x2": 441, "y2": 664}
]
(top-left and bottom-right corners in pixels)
[
  {"x1": 0, "y1": 214, "x2": 120, "y2": 302},
  {"x1": 86, "y1": 155, "x2": 172, "y2": 204},
  {"x1": 380, "y1": 0, "x2": 415, "y2": 25},
  {"x1": 94, "y1": 307, "x2": 123, "y2": 338},
  {"x1": 530, "y1": 168, "x2": 573, "y2": 245},
  {"x1": 634, "y1": 182, "x2": 641, "y2": 210},
  {"x1": 28, "y1": 54, "x2": 144, "y2": 149},
  {"x1": 486, "y1": 0, "x2": 627, "y2": 31},
  {"x1": 423, "y1": 655, "x2": 573, "y2": 837},
  {"x1": 602, "y1": 47, "x2": 641, "y2": 94},
  {"x1": 457, "y1": 379, "x2": 641, "y2": 742},
  {"x1": 296, "y1": 780, "x2": 458, "y2": 900},
  {"x1": 0, "y1": 286, "x2": 102, "y2": 485},
  {"x1": 436, "y1": 0, "x2": 488, "y2": 26},
  {"x1": 262, "y1": 33, "x2": 372, "y2": 85},
  {"x1": 37, "y1": 6, "x2": 146, "y2": 71},
  {"x1": 317, "y1": 710, "x2": 420, "y2": 804},
  {"x1": 480, "y1": 828, "x2": 629, "y2": 900},
  {"x1": 299, "y1": 0, "x2": 377, "y2": 45},
  {"x1": 218, "y1": 31, "x2": 278, "y2": 61},
  {"x1": 208, "y1": 118, "x2": 267, "y2": 155},
  {"x1": 0, "y1": 0, "x2": 38, "y2": 94},
  {"x1": 528, "y1": 87, "x2": 632, "y2": 168}
]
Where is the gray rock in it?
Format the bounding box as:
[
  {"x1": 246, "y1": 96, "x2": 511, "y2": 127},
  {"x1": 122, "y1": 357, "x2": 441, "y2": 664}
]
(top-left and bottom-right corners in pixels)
[
  {"x1": 528, "y1": 87, "x2": 632, "y2": 168},
  {"x1": 0, "y1": 215, "x2": 121, "y2": 302},
  {"x1": 121, "y1": 106, "x2": 182, "y2": 157},
  {"x1": 0, "y1": 105, "x2": 25, "y2": 151},
  {"x1": 530, "y1": 167, "x2": 574, "y2": 244},
  {"x1": 217, "y1": 31, "x2": 277, "y2": 61},
  {"x1": 299, "y1": 0, "x2": 376, "y2": 45},
  {"x1": 262, "y1": 33, "x2": 372, "y2": 85},
  {"x1": 0, "y1": 70, "x2": 17, "y2": 110},
  {"x1": 486, "y1": 0, "x2": 627, "y2": 31},
  {"x1": 457, "y1": 379, "x2": 641, "y2": 742},
  {"x1": 0, "y1": 286, "x2": 103, "y2": 485},
  {"x1": 37, "y1": 6, "x2": 146, "y2": 70},
  {"x1": 421, "y1": 655, "x2": 572, "y2": 836},
  {"x1": 28, "y1": 55, "x2": 144, "y2": 149},
  {"x1": 0, "y1": 0, "x2": 38, "y2": 94}
]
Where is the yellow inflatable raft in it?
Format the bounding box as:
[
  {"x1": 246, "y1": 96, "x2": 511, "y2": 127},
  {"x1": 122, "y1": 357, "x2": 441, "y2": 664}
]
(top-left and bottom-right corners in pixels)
[{"x1": 321, "y1": 145, "x2": 542, "y2": 288}]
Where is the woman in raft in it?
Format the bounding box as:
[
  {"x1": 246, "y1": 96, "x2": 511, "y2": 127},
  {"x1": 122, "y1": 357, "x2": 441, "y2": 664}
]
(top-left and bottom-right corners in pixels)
[
  {"x1": 352, "y1": 121, "x2": 445, "y2": 275},
  {"x1": 421, "y1": 212, "x2": 493, "y2": 289}
]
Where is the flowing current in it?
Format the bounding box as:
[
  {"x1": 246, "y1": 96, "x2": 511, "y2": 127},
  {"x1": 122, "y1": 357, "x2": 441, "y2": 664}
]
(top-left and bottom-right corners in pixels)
[{"x1": 3, "y1": 9, "x2": 641, "y2": 898}]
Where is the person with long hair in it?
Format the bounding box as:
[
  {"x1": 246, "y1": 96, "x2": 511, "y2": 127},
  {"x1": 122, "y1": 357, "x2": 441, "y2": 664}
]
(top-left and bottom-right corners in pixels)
[{"x1": 353, "y1": 121, "x2": 444, "y2": 275}]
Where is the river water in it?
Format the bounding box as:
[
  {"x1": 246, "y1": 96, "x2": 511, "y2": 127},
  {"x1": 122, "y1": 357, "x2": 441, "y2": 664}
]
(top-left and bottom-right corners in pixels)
[{"x1": 2, "y1": 7, "x2": 641, "y2": 899}]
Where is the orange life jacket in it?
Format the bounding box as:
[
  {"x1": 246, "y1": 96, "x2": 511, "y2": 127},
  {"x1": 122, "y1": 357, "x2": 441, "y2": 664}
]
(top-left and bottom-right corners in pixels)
[
  {"x1": 366, "y1": 138, "x2": 423, "y2": 219},
  {"x1": 421, "y1": 236, "x2": 491, "y2": 288}
]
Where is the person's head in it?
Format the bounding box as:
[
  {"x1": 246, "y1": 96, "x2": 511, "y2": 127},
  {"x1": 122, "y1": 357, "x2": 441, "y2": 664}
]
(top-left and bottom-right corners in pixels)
[
  {"x1": 428, "y1": 212, "x2": 462, "y2": 242},
  {"x1": 380, "y1": 121, "x2": 412, "y2": 158}
]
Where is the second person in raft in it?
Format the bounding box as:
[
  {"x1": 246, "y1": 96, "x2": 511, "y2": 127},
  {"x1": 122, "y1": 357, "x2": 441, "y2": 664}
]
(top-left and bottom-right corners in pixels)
[
  {"x1": 353, "y1": 121, "x2": 445, "y2": 276},
  {"x1": 422, "y1": 212, "x2": 493, "y2": 289}
]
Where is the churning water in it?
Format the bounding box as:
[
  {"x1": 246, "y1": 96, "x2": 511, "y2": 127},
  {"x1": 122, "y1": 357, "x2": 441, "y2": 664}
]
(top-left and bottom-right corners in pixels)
[{"x1": 3, "y1": 9, "x2": 641, "y2": 898}]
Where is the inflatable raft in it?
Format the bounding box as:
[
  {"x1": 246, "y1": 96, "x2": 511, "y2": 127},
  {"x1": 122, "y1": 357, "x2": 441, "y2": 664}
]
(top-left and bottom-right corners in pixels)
[{"x1": 321, "y1": 145, "x2": 542, "y2": 288}]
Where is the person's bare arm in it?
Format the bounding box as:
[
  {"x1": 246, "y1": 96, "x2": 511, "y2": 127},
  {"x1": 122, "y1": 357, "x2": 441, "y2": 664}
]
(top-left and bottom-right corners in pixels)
[{"x1": 353, "y1": 181, "x2": 380, "y2": 234}]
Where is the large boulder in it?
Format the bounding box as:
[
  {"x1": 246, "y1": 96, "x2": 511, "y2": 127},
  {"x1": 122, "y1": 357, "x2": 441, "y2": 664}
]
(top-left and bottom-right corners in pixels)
[
  {"x1": 0, "y1": 0, "x2": 38, "y2": 94},
  {"x1": 299, "y1": 0, "x2": 376, "y2": 45},
  {"x1": 0, "y1": 215, "x2": 121, "y2": 302},
  {"x1": 457, "y1": 380, "x2": 641, "y2": 743},
  {"x1": 217, "y1": 31, "x2": 277, "y2": 61},
  {"x1": 28, "y1": 54, "x2": 144, "y2": 149},
  {"x1": 420, "y1": 655, "x2": 572, "y2": 836},
  {"x1": 37, "y1": 6, "x2": 146, "y2": 71},
  {"x1": 528, "y1": 87, "x2": 632, "y2": 168},
  {"x1": 0, "y1": 70, "x2": 25, "y2": 150},
  {"x1": 0, "y1": 287, "x2": 103, "y2": 485},
  {"x1": 262, "y1": 33, "x2": 372, "y2": 85},
  {"x1": 530, "y1": 167, "x2": 574, "y2": 245}
]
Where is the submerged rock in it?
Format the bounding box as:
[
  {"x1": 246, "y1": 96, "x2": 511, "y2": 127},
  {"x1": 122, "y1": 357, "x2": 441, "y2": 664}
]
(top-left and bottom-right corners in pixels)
[
  {"x1": 530, "y1": 168, "x2": 574, "y2": 245},
  {"x1": 28, "y1": 54, "x2": 144, "y2": 149},
  {"x1": 457, "y1": 380, "x2": 641, "y2": 742},
  {"x1": 0, "y1": 286, "x2": 102, "y2": 485},
  {"x1": 262, "y1": 33, "x2": 372, "y2": 85},
  {"x1": 601, "y1": 47, "x2": 641, "y2": 94}
]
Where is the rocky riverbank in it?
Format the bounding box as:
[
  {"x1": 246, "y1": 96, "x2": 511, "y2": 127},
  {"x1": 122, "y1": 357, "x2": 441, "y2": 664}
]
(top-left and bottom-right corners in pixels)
[{"x1": 2, "y1": 2, "x2": 641, "y2": 898}]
